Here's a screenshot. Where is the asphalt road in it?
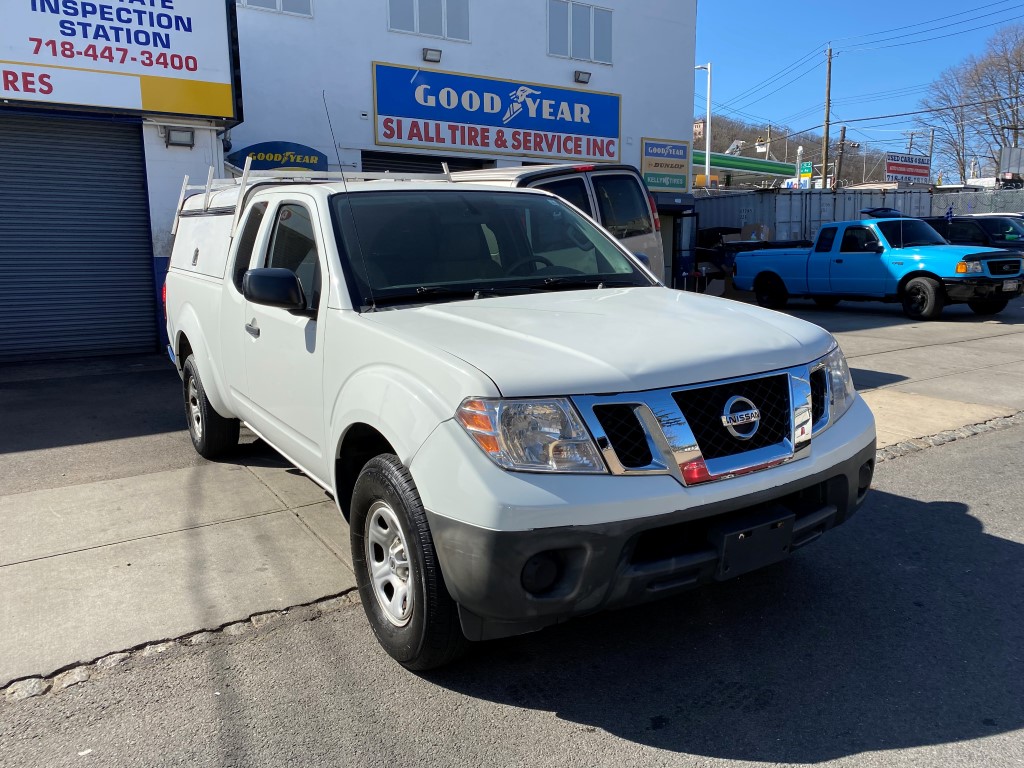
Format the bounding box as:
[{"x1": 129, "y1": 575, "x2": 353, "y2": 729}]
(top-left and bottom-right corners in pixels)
[{"x1": 3, "y1": 426, "x2": 1022, "y2": 768}]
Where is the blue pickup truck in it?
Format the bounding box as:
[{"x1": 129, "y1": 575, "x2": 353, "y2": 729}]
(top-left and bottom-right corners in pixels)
[{"x1": 733, "y1": 218, "x2": 1024, "y2": 319}]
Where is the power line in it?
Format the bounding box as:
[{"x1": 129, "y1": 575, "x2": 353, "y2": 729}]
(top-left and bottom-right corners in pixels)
[
  {"x1": 841, "y1": 12, "x2": 1024, "y2": 53},
  {"x1": 717, "y1": 44, "x2": 825, "y2": 108},
  {"x1": 837, "y1": 0, "x2": 1023, "y2": 47}
]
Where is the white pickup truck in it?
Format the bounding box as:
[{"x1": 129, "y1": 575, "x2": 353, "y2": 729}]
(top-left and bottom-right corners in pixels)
[{"x1": 165, "y1": 170, "x2": 876, "y2": 669}]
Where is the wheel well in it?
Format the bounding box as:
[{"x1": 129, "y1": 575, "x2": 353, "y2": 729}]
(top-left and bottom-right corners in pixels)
[
  {"x1": 753, "y1": 271, "x2": 782, "y2": 289},
  {"x1": 177, "y1": 333, "x2": 193, "y2": 370},
  {"x1": 897, "y1": 271, "x2": 943, "y2": 297},
  {"x1": 334, "y1": 424, "x2": 396, "y2": 520}
]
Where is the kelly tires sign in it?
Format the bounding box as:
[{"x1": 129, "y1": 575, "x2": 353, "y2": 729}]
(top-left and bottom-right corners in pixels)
[
  {"x1": 885, "y1": 153, "x2": 931, "y2": 184},
  {"x1": 373, "y1": 62, "x2": 620, "y2": 162},
  {"x1": 641, "y1": 138, "x2": 690, "y2": 193},
  {"x1": 1, "y1": 0, "x2": 240, "y2": 121}
]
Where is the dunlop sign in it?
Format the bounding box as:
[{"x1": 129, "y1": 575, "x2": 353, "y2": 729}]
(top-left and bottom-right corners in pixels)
[
  {"x1": 641, "y1": 138, "x2": 690, "y2": 193},
  {"x1": 885, "y1": 152, "x2": 931, "y2": 183},
  {"x1": 373, "y1": 62, "x2": 621, "y2": 162},
  {"x1": 1, "y1": 0, "x2": 239, "y2": 120}
]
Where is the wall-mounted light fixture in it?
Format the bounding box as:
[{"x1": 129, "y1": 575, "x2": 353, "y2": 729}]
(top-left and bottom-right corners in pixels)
[
  {"x1": 165, "y1": 128, "x2": 195, "y2": 148},
  {"x1": 422, "y1": 48, "x2": 442, "y2": 63},
  {"x1": 574, "y1": 70, "x2": 591, "y2": 85}
]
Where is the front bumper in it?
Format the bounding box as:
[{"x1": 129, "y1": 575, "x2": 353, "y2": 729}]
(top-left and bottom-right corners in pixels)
[
  {"x1": 412, "y1": 397, "x2": 876, "y2": 641},
  {"x1": 943, "y1": 275, "x2": 1023, "y2": 302}
]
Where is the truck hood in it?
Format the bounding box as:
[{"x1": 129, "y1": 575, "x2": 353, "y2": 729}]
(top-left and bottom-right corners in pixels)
[{"x1": 364, "y1": 288, "x2": 835, "y2": 396}]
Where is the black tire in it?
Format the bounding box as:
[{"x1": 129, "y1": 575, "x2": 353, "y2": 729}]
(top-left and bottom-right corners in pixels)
[
  {"x1": 813, "y1": 297, "x2": 841, "y2": 309},
  {"x1": 968, "y1": 297, "x2": 1009, "y2": 316},
  {"x1": 901, "y1": 276, "x2": 945, "y2": 320},
  {"x1": 350, "y1": 454, "x2": 467, "y2": 670},
  {"x1": 182, "y1": 355, "x2": 240, "y2": 459},
  {"x1": 754, "y1": 274, "x2": 788, "y2": 309}
]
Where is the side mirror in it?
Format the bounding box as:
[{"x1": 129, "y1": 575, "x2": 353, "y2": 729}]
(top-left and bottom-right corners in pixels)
[
  {"x1": 634, "y1": 252, "x2": 652, "y2": 268},
  {"x1": 243, "y1": 268, "x2": 306, "y2": 311},
  {"x1": 866, "y1": 243, "x2": 884, "y2": 254}
]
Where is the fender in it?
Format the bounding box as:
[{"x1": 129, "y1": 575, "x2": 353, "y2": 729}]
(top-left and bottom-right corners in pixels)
[
  {"x1": 174, "y1": 301, "x2": 234, "y2": 418},
  {"x1": 329, "y1": 363, "x2": 495, "y2": 471}
]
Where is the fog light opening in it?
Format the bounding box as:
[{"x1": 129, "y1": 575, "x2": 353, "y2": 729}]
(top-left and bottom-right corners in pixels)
[
  {"x1": 858, "y1": 460, "x2": 874, "y2": 499},
  {"x1": 521, "y1": 551, "x2": 562, "y2": 596}
]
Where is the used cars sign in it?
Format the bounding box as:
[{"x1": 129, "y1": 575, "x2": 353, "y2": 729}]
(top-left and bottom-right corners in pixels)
[{"x1": 373, "y1": 62, "x2": 620, "y2": 162}]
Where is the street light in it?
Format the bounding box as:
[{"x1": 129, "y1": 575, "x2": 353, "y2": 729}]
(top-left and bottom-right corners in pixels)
[{"x1": 695, "y1": 62, "x2": 711, "y2": 187}]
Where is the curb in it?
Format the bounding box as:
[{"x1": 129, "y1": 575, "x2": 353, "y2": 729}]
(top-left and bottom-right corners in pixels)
[
  {"x1": 1, "y1": 588, "x2": 360, "y2": 703},
  {"x1": 875, "y1": 410, "x2": 1024, "y2": 463}
]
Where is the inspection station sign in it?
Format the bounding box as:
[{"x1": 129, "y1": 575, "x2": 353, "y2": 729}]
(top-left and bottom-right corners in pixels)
[
  {"x1": 641, "y1": 138, "x2": 690, "y2": 192},
  {"x1": 373, "y1": 62, "x2": 621, "y2": 162},
  {"x1": 1, "y1": 0, "x2": 239, "y2": 120},
  {"x1": 885, "y1": 152, "x2": 932, "y2": 183}
]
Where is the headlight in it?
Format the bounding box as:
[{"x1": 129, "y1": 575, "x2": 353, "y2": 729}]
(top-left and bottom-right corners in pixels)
[
  {"x1": 823, "y1": 343, "x2": 855, "y2": 423},
  {"x1": 455, "y1": 397, "x2": 606, "y2": 473},
  {"x1": 955, "y1": 260, "x2": 983, "y2": 273}
]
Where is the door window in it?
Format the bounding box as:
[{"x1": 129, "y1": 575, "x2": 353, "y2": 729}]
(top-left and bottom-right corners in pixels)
[
  {"x1": 265, "y1": 204, "x2": 322, "y2": 311},
  {"x1": 532, "y1": 177, "x2": 594, "y2": 217},
  {"x1": 948, "y1": 220, "x2": 986, "y2": 244},
  {"x1": 591, "y1": 174, "x2": 653, "y2": 238},
  {"x1": 840, "y1": 227, "x2": 879, "y2": 253}
]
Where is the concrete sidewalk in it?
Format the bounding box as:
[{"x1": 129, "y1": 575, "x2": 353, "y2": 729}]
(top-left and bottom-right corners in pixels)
[
  {"x1": 2, "y1": 296, "x2": 1023, "y2": 689},
  {"x1": 0, "y1": 358, "x2": 355, "y2": 688}
]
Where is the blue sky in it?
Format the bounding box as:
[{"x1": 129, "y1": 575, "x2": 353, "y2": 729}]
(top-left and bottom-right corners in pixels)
[{"x1": 695, "y1": 0, "x2": 1024, "y2": 157}]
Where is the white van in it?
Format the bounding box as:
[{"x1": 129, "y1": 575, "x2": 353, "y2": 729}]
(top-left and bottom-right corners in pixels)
[{"x1": 451, "y1": 164, "x2": 666, "y2": 281}]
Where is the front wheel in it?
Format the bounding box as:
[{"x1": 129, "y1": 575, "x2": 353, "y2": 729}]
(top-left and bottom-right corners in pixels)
[
  {"x1": 902, "y1": 277, "x2": 945, "y2": 320},
  {"x1": 182, "y1": 355, "x2": 239, "y2": 459},
  {"x1": 350, "y1": 454, "x2": 467, "y2": 670},
  {"x1": 968, "y1": 297, "x2": 1009, "y2": 316}
]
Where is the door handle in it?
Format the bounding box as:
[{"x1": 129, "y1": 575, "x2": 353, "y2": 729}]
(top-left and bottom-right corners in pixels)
[
  {"x1": 834, "y1": 258, "x2": 844, "y2": 264},
  {"x1": 245, "y1": 321, "x2": 260, "y2": 338}
]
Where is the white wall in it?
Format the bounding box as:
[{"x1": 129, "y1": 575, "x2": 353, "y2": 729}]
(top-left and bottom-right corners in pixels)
[
  {"x1": 230, "y1": 0, "x2": 696, "y2": 170},
  {"x1": 143, "y1": 122, "x2": 222, "y2": 259}
]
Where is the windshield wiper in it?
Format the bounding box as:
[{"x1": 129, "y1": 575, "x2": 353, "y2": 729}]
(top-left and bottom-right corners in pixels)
[
  {"x1": 533, "y1": 277, "x2": 642, "y2": 291},
  {"x1": 366, "y1": 285, "x2": 515, "y2": 309}
]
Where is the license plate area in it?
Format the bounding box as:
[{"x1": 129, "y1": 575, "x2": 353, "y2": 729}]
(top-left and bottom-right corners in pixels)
[
  {"x1": 1003, "y1": 279, "x2": 1019, "y2": 292},
  {"x1": 710, "y1": 510, "x2": 795, "y2": 581}
]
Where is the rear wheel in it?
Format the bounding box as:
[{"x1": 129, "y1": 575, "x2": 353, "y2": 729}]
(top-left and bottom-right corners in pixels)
[
  {"x1": 902, "y1": 277, "x2": 945, "y2": 320},
  {"x1": 754, "y1": 274, "x2": 789, "y2": 310},
  {"x1": 182, "y1": 355, "x2": 239, "y2": 458},
  {"x1": 350, "y1": 454, "x2": 467, "y2": 670},
  {"x1": 968, "y1": 297, "x2": 1009, "y2": 315}
]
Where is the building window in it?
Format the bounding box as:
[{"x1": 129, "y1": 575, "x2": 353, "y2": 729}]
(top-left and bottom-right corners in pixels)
[
  {"x1": 236, "y1": 0, "x2": 313, "y2": 17},
  {"x1": 388, "y1": 0, "x2": 470, "y2": 41},
  {"x1": 548, "y1": 0, "x2": 611, "y2": 64}
]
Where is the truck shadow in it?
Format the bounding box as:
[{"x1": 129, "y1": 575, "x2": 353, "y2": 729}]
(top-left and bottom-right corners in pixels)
[
  {"x1": 429, "y1": 489, "x2": 1023, "y2": 763},
  {"x1": 783, "y1": 297, "x2": 1024, "y2": 333}
]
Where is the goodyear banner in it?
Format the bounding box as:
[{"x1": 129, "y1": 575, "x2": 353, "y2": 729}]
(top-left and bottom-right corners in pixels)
[
  {"x1": 227, "y1": 141, "x2": 327, "y2": 171},
  {"x1": 641, "y1": 138, "x2": 690, "y2": 192},
  {"x1": 373, "y1": 62, "x2": 620, "y2": 162},
  {"x1": 1, "y1": 0, "x2": 238, "y2": 120}
]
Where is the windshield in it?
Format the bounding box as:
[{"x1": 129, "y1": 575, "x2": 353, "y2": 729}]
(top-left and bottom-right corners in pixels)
[
  {"x1": 976, "y1": 217, "x2": 1024, "y2": 241},
  {"x1": 876, "y1": 219, "x2": 948, "y2": 248},
  {"x1": 331, "y1": 189, "x2": 653, "y2": 308}
]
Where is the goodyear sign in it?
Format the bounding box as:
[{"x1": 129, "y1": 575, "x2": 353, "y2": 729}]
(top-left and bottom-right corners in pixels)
[
  {"x1": 227, "y1": 142, "x2": 327, "y2": 172},
  {"x1": 1, "y1": 0, "x2": 240, "y2": 121},
  {"x1": 641, "y1": 138, "x2": 690, "y2": 193},
  {"x1": 373, "y1": 62, "x2": 620, "y2": 162}
]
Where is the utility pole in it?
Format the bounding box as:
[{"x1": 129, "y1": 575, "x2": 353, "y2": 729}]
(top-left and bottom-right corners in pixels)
[
  {"x1": 822, "y1": 46, "x2": 832, "y2": 190},
  {"x1": 906, "y1": 131, "x2": 918, "y2": 153},
  {"x1": 835, "y1": 125, "x2": 847, "y2": 190},
  {"x1": 927, "y1": 128, "x2": 935, "y2": 182}
]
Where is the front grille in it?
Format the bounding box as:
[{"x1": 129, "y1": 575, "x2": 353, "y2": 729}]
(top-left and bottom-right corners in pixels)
[
  {"x1": 673, "y1": 374, "x2": 791, "y2": 460},
  {"x1": 810, "y1": 367, "x2": 828, "y2": 425},
  {"x1": 987, "y1": 259, "x2": 1021, "y2": 275},
  {"x1": 593, "y1": 404, "x2": 653, "y2": 468}
]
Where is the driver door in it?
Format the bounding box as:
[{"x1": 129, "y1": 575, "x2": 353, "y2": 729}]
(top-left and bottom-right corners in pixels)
[
  {"x1": 242, "y1": 196, "x2": 328, "y2": 477},
  {"x1": 829, "y1": 226, "x2": 888, "y2": 296}
]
